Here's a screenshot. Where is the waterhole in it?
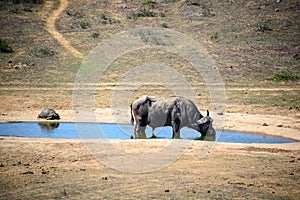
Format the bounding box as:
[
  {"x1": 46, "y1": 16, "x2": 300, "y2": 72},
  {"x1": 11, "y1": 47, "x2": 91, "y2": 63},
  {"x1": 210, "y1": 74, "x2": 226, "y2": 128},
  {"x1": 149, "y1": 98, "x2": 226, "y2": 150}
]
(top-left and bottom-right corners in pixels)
[{"x1": 0, "y1": 122, "x2": 297, "y2": 144}]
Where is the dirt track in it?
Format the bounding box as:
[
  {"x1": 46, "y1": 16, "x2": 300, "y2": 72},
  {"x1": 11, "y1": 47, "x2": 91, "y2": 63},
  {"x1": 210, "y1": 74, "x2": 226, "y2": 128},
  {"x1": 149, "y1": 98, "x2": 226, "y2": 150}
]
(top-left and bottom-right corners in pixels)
[{"x1": 45, "y1": 0, "x2": 83, "y2": 58}]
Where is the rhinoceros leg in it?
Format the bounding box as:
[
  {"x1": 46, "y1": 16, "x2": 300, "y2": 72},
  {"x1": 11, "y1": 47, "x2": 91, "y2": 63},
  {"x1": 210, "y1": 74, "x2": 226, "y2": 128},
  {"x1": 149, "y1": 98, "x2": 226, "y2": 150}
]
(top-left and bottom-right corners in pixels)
[
  {"x1": 172, "y1": 118, "x2": 181, "y2": 139},
  {"x1": 171, "y1": 103, "x2": 181, "y2": 139},
  {"x1": 134, "y1": 124, "x2": 146, "y2": 139}
]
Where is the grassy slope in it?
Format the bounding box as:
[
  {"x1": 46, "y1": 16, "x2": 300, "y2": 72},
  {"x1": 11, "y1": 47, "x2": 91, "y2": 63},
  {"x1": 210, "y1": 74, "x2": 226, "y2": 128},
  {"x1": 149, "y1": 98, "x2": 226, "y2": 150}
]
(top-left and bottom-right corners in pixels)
[{"x1": 0, "y1": 0, "x2": 299, "y2": 115}]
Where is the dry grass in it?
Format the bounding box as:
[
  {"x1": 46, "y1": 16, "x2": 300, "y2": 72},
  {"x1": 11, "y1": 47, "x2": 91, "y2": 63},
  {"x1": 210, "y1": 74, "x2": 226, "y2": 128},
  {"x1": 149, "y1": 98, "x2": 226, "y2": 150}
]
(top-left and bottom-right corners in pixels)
[{"x1": 0, "y1": 0, "x2": 299, "y2": 115}]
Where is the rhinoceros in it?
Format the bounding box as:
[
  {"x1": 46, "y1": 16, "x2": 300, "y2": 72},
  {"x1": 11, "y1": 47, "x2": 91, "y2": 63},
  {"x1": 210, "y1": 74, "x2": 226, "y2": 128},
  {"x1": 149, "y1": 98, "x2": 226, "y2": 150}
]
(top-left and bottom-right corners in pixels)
[
  {"x1": 130, "y1": 96, "x2": 216, "y2": 139},
  {"x1": 37, "y1": 108, "x2": 60, "y2": 120}
]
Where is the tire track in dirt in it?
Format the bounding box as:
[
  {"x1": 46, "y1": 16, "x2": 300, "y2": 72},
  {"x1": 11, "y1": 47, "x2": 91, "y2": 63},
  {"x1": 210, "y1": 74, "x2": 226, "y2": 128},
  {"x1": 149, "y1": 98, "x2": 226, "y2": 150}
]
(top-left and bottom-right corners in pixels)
[{"x1": 46, "y1": 0, "x2": 83, "y2": 58}]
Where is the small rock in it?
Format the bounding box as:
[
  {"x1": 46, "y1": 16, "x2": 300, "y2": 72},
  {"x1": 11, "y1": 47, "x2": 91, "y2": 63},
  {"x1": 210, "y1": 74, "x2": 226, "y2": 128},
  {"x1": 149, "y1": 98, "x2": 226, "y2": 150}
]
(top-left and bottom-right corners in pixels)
[
  {"x1": 38, "y1": 108, "x2": 60, "y2": 120},
  {"x1": 207, "y1": 190, "x2": 211, "y2": 193},
  {"x1": 262, "y1": 123, "x2": 269, "y2": 126},
  {"x1": 277, "y1": 124, "x2": 283, "y2": 127},
  {"x1": 0, "y1": 164, "x2": 4, "y2": 167},
  {"x1": 165, "y1": 189, "x2": 170, "y2": 193},
  {"x1": 22, "y1": 171, "x2": 34, "y2": 175},
  {"x1": 102, "y1": 177, "x2": 108, "y2": 180},
  {"x1": 41, "y1": 170, "x2": 49, "y2": 175},
  {"x1": 289, "y1": 172, "x2": 294, "y2": 175}
]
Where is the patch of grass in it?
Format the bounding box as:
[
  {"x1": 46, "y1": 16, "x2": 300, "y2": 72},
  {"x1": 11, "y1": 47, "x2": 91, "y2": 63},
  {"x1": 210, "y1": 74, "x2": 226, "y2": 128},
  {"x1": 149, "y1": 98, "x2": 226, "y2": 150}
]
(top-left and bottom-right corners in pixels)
[
  {"x1": 210, "y1": 31, "x2": 219, "y2": 41},
  {"x1": 99, "y1": 13, "x2": 119, "y2": 24},
  {"x1": 267, "y1": 70, "x2": 299, "y2": 82},
  {"x1": 185, "y1": 0, "x2": 201, "y2": 6},
  {"x1": 128, "y1": 8, "x2": 157, "y2": 20},
  {"x1": 31, "y1": 44, "x2": 56, "y2": 57},
  {"x1": 202, "y1": 4, "x2": 215, "y2": 17},
  {"x1": 161, "y1": 23, "x2": 168, "y2": 28},
  {"x1": 91, "y1": 32, "x2": 100, "y2": 38},
  {"x1": 159, "y1": 12, "x2": 166, "y2": 17},
  {"x1": 0, "y1": 38, "x2": 14, "y2": 53},
  {"x1": 80, "y1": 21, "x2": 90, "y2": 29},
  {"x1": 143, "y1": 0, "x2": 156, "y2": 8},
  {"x1": 256, "y1": 20, "x2": 273, "y2": 32},
  {"x1": 66, "y1": 10, "x2": 83, "y2": 18}
]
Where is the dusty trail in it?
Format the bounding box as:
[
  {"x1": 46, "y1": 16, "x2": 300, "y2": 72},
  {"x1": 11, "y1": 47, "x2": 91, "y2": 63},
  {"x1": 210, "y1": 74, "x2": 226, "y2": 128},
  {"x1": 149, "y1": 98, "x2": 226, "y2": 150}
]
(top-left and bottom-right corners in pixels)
[{"x1": 45, "y1": 0, "x2": 83, "y2": 58}]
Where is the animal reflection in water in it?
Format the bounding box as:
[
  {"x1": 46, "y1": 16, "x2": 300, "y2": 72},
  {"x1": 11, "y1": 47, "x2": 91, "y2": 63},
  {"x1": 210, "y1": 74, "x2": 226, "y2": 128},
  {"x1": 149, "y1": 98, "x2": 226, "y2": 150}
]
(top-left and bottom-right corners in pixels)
[{"x1": 38, "y1": 122, "x2": 60, "y2": 131}]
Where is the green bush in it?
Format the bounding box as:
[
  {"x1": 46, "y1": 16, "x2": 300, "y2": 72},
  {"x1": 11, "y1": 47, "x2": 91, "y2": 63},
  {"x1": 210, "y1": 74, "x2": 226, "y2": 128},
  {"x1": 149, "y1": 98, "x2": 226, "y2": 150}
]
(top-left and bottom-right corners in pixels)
[
  {"x1": 80, "y1": 21, "x2": 90, "y2": 29},
  {"x1": 0, "y1": 38, "x2": 14, "y2": 53},
  {"x1": 66, "y1": 10, "x2": 83, "y2": 18},
  {"x1": 91, "y1": 32, "x2": 100, "y2": 38},
  {"x1": 185, "y1": 0, "x2": 201, "y2": 6},
  {"x1": 31, "y1": 44, "x2": 56, "y2": 57},
  {"x1": 267, "y1": 70, "x2": 299, "y2": 81},
  {"x1": 143, "y1": 0, "x2": 157, "y2": 9},
  {"x1": 257, "y1": 20, "x2": 273, "y2": 32},
  {"x1": 128, "y1": 8, "x2": 157, "y2": 19},
  {"x1": 99, "y1": 13, "x2": 119, "y2": 24}
]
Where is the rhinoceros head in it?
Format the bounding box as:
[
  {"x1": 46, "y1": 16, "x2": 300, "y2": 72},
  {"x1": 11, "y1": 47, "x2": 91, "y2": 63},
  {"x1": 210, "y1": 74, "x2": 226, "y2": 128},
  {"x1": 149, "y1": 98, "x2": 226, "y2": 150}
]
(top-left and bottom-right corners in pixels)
[{"x1": 196, "y1": 110, "x2": 216, "y2": 137}]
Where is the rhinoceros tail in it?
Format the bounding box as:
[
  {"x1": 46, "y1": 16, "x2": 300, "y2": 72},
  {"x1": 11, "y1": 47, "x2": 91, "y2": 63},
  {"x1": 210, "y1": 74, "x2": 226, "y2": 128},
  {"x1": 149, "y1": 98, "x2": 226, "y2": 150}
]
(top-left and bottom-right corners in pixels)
[{"x1": 130, "y1": 103, "x2": 134, "y2": 124}]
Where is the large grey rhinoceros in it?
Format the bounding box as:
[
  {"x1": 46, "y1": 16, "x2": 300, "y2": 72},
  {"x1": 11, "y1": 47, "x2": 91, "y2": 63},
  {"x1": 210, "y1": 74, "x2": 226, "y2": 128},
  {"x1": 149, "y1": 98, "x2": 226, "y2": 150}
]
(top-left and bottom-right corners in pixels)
[
  {"x1": 130, "y1": 96, "x2": 216, "y2": 139},
  {"x1": 37, "y1": 108, "x2": 60, "y2": 120}
]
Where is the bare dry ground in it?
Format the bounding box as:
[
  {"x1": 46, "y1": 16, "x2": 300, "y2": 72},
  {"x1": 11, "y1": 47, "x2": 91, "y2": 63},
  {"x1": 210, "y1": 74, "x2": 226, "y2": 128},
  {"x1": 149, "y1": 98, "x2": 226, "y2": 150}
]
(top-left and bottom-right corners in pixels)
[
  {"x1": 0, "y1": 0, "x2": 299, "y2": 199},
  {"x1": 1, "y1": 136, "x2": 300, "y2": 199}
]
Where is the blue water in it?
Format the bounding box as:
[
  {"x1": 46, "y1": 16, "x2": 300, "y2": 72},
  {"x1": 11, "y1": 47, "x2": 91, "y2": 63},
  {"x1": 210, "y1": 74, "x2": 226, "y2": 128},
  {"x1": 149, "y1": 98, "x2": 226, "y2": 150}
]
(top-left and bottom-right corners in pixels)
[{"x1": 0, "y1": 122, "x2": 296, "y2": 144}]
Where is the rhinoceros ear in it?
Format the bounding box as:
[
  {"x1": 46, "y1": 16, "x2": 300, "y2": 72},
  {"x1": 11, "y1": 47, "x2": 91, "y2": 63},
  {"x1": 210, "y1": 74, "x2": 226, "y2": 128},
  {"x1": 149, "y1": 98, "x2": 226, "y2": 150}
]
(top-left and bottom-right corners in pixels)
[
  {"x1": 145, "y1": 96, "x2": 152, "y2": 107},
  {"x1": 197, "y1": 117, "x2": 208, "y2": 125},
  {"x1": 207, "y1": 110, "x2": 209, "y2": 116}
]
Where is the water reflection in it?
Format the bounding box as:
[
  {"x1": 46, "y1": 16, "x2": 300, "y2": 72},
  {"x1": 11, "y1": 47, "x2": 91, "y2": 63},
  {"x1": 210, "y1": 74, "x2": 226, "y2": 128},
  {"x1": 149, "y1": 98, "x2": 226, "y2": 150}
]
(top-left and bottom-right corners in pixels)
[
  {"x1": 0, "y1": 122, "x2": 297, "y2": 143},
  {"x1": 196, "y1": 135, "x2": 216, "y2": 141},
  {"x1": 38, "y1": 122, "x2": 60, "y2": 131}
]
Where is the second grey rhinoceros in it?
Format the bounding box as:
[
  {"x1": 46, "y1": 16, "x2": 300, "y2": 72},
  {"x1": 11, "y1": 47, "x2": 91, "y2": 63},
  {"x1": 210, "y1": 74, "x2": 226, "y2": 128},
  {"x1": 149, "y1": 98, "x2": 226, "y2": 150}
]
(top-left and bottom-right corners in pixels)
[{"x1": 38, "y1": 108, "x2": 60, "y2": 120}]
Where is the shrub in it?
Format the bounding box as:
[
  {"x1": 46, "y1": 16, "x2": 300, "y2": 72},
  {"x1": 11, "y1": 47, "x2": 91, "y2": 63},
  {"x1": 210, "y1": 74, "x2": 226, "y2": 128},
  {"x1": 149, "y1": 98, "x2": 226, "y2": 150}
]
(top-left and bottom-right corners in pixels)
[
  {"x1": 99, "y1": 13, "x2": 119, "y2": 24},
  {"x1": 92, "y1": 32, "x2": 100, "y2": 38},
  {"x1": 257, "y1": 20, "x2": 273, "y2": 32},
  {"x1": 267, "y1": 70, "x2": 299, "y2": 81},
  {"x1": 202, "y1": 4, "x2": 215, "y2": 17},
  {"x1": 66, "y1": 10, "x2": 83, "y2": 18},
  {"x1": 210, "y1": 31, "x2": 219, "y2": 41},
  {"x1": 80, "y1": 21, "x2": 90, "y2": 29},
  {"x1": 161, "y1": 23, "x2": 168, "y2": 28},
  {"x1": 128, "y1": 8, "x2": 157, "y2": 19},
  {"x1": 159, "y1": 12, "x2": 166, "y2": 17},
  {"x1": 185, "y1": 0, "x2": 201, "y2": 6},
  {"x1": 31, "y1": 44, "x2": 56, "y2": 57},
  {"x1": 144, "y1": 0, "x2": 156, "y2": 5},
  {"x1": 0, "y1": 38, "x2": 14, "y2": 53}
]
